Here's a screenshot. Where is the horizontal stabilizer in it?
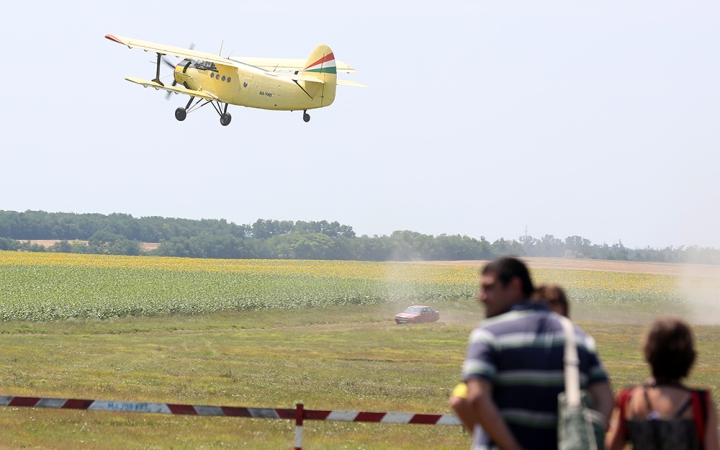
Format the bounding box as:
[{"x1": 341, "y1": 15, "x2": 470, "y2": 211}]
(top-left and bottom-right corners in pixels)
[
  {"x1": 268, "y1": 72, "x2": 324, "y2": 84},
  {"x1": 229, "y1": 57, "x2": 357, "y2": 74},
  {"x1": 125, "y1": 77, "x2": 218, "y2": 100},
  {"x1": 337, "y1": 80, "x2": 367, "y2": 88}
]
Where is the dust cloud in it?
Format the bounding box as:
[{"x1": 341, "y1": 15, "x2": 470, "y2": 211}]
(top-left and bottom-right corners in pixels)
[
  {"x1": 382, "y1": 260, "x2": 482, "y2": 326},
  {"x1": 679, "y1": 264, "x2": 720, "y2": 325}
]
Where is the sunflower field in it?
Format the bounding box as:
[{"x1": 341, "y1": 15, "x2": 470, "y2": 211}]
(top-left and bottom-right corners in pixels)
[{"x1": 0, "y1": 251, "x2": 712, "y2": 321}]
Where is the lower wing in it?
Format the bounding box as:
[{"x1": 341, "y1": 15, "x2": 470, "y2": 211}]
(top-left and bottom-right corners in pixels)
[{"x1": 125, "y1": 77, "x2": 218, "y2": 101}]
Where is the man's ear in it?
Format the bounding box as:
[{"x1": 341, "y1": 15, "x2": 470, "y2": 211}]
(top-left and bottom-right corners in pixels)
[{"x1": 509, "y1": 276, "x2": 524, "y2": 298}]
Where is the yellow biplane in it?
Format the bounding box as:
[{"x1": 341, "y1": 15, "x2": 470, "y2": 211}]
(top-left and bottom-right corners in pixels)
[{"x1": 105, "y1": 34, "x2": 365, "y2": 126}]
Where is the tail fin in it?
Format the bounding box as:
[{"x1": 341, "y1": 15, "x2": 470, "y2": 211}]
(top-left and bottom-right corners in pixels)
[{"x1": 302, "y1": 44, "x2": 337, "y2": 107}]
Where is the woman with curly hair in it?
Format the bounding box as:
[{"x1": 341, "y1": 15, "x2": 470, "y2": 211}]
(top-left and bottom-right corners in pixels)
[{"x1": 606, "y1": 317, "x2": 718, "y2": 450}]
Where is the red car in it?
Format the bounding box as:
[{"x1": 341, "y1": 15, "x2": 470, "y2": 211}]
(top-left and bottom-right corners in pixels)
[{"x1": 394, "y1": 305, "x2": 440, "y2": 324}]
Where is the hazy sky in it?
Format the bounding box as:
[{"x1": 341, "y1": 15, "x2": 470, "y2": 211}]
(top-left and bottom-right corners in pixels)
[{"x1": 1, "y1": 1, "x2": 718, "y2": 248}]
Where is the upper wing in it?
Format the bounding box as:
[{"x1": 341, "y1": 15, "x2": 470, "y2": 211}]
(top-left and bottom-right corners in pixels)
[
  {"x1": 229, "y1": 57, "x2": 358, "y2": 74},
  {"x1": 125, "y1": 77, "x2": 218, "y2": 100},
  {"x1": 106, "y1": 34, "x2": 360, "y2": 74},
  {"x1": 106, "y1": 34, "x2": 241, "y2": 68}
]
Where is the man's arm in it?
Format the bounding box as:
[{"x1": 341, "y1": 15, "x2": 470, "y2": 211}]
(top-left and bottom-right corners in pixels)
[
  {"x1": 466, "y1": 378, "x2": 523, "y2": 450},
  {"x1": 449, "y1": 394, "x2": 476, "y2": 431},
  {"x1": 604, "y1": 401, "x2": 626, "y2": 450},
  {"x1": 704, "y1": 396, "x2": 719, "y2": 450},
  {"x1": 587, "y1": 381, "x2": 613, "y2": 427}
]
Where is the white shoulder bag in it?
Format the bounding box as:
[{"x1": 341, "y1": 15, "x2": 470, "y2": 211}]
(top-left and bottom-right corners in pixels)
[{"x1": 557, "y1": 316, "x2": 605, "y2": 450}]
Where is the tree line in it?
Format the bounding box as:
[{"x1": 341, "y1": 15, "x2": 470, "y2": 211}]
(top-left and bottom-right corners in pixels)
[{"x1": 1, "y1": 210, "x2": 719, "y2": 264}]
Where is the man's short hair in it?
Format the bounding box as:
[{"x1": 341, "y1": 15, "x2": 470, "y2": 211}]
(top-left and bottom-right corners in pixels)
[
  {"x1": 643, "y1": 317, "x2": 696, "y2": 381},
  {"x1": 482, "y1": 257, "x2": 534, "y2": 298}
]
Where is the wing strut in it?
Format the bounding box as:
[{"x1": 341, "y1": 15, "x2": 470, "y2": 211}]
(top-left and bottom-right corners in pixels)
[{"x1": 152, "y1": 52, "x2": 165, "y2": 87}]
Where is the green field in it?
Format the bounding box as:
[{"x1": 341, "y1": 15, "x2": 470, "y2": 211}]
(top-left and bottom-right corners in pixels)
[
  {"x1": 1, "y1": 252, "x2": 719, "y2": 448},
  {"x1": 0, "y1": 252, "x2": 709, "y2": 321}
]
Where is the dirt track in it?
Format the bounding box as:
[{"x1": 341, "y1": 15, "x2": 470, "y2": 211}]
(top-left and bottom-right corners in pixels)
[
  {"x1": 409, "y1": 257, "x2": 720, "y2": 278},
  {"x1": 28, "y1": 240, "x2": 160, "y2": 251},
  {"x1": 15, "y1": 244, "x2": 720, "y2": 278}
]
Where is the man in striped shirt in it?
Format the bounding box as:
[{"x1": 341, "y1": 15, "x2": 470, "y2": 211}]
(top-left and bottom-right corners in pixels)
[{"x1": 462, "y1": 258, "x2": 613, "y2": 450}]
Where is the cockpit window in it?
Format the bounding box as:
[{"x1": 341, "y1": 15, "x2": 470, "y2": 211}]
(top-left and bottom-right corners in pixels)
[{"x1": 193, "y1": 60, "x2": 217, "y2": 71}]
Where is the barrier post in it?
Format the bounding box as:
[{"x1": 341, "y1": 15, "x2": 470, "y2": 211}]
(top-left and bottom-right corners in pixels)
[{"x1": 294, "y1": 403, "x2": 304, "y2": 450}]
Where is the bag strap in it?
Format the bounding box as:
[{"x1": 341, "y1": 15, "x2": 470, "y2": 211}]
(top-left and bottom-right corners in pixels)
[
  {"x1": 559, "y1": 316, "x2": 580, "y2": 408},
  {"x1": 673, "y1": 396, "x2": 693, "y2": 419},
  {"x1": 642, "y1": 386, "x2": 654, "y2": 416},
  {"x1": 691, "y1": 390, "x2": 708, "y2": 449}
]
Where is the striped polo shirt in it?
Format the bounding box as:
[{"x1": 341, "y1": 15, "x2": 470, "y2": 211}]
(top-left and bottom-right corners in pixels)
[{"x1": 463, "y1": 301, "x2": 608, "y2": 450}]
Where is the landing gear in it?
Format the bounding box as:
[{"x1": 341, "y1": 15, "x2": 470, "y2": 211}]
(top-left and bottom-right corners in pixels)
[
  {"x1": 174, "y1": 96, "x2": 232, "y2": 126},
  {"x1": 175, "y1": 107, "x2": 187, "y2": 121},
  {"x1": 303, "y1": 110, "x2": 311, "y2": 123},
  {"x1": 220, "y1": 113, "x2": 232, "y2": 126},
  {"x1": 219, "y1": 102, "x2": 231, "y2": 126},
  {"x1": 175, "y1": 97, "x2": 194, "y2": 121}
]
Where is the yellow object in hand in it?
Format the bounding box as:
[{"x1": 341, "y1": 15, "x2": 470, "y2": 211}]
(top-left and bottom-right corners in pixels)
[{"x1": 452, "y1": 382, "x2": 468, "y2": 399}]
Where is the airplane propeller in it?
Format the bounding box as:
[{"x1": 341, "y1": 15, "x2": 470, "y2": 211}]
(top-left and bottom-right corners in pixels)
[
  {"x1": 161, "y1": 57, "x2": 175, "y2": 69},
  {"x1": 164, "y1": 43, "x2": 195, "y2": 100}
]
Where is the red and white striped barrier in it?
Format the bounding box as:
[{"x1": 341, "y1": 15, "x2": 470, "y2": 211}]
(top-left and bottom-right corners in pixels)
[
  {"x1": 6, "y1": 395, "x2": 717, "y2": 446},
  {"x1": 1, "y1": 395, "x2": 461, "y2": 448},
  {"x1": 1, "y1": 396, "x2": 297, "y2": 419},
  {"x1": 0, "y1": 396, "x2": 459, "y2": 424}
]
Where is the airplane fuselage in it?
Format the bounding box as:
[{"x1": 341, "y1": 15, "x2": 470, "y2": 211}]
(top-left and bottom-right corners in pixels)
[{"x1": 174, "y1": 62, "x2": 334, "y2": 111}]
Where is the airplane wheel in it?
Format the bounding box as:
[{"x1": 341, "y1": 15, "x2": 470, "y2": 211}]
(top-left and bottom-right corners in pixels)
[
  {"x1": 303, "y1": 113, "x2": 310, "y2": 123},
  {"x1": 175, "y1": 108, "x2": 187, "y2": 121},
  {"x1": 220, "y1": 113, "x2": 232, "y2": 126}
]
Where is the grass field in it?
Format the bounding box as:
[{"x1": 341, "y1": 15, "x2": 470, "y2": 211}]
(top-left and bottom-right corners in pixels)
[
  {"x1": 1, "y1": 304, "x2": 720, "y2": 449},
  {"x1": 1, "y1": 252, "x2": 720, "y2": 448}
]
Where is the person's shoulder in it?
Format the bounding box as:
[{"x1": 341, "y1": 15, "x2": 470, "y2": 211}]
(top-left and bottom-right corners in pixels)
[
  {"x1": 479, "y1": 307, "x2": 546, "y2": 331},
  {"x1": 472, "y1": 308, "x2": 560, "y2": 350},
  {"x1": 684, "y1": 386, "x2": 711, "y2": 398},
  {"x1": 468, "y1": 325, "x2": 497, "y2": 347},
  {"x1": 569, "y1": 321, "x2": 599, "y2": 353},
  {"x1": 540, "y1": 313, "x2": 601, "y2": 354},
  {"x1": 620, "y1": 385, "x2": 641, "y2": 396},
  {"x1": 615, "y1": 386, "x2": 639, "y2": 412},
  {"x1": 469, "y1": 309, "x2": 538, "y2": 346}
]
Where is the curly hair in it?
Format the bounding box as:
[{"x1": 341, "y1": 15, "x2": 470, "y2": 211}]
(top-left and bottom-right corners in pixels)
[
  {"x1": 643, "y1": 317, "x2": 696, "y2": 381},
  {"x1": 532, "y1": 284, "x2": 569, "y2": 317}
]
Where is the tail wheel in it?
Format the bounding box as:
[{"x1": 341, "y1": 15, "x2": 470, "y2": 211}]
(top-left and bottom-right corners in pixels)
[
  {"x1": 220, "y1": 113, "x2": 232, "y2": 126},
  {"x1": 175, "y1": 108, "x2": 187, "y2": 121},
  {"x1": 303, "y1": 111, "x2": 310, "y2": 123}
]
